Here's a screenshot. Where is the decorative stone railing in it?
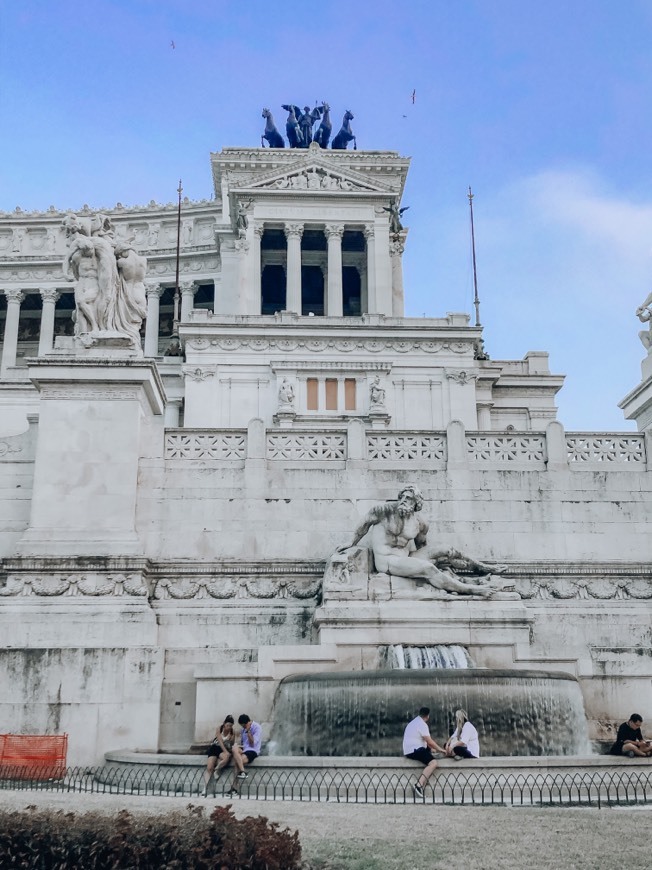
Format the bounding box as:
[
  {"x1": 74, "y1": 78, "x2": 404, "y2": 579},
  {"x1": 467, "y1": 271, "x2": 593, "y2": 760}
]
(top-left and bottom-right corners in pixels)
[
  {"x1": 366, "y1": 432, "x2": 446, "y2": 463},
  {"x1": 164, "y1": 430, "x2": 247, "y2": 460},
  {"x1": 565, "y1": 434, "x2": 646, "y2": 464},
  {"x1": 162, "y1": 423, "x2": 651, "y2": 471},
  {"x1": 467, "y1": 433, "x2": 546, "y2": 466},
  {"x1": 266, "y1": 431, "x2": 346, "y2": 461}
]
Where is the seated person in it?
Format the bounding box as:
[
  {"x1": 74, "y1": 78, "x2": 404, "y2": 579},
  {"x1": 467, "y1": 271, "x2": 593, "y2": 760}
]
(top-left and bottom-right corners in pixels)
[
  {"x1": 446, "y1": 709, "x2": 480, "y2": 759},
  {"x1": 227, "y1": 714, "x2": 262, "y2": 795},
  {"x1": 403, "y1": 706, "x2": 447, "y2": 798},
  {"x1": 609, "y1": 714, "x2": 652, "y2": 758},
  {"x1": 204, "y1": 714, "x2": 235, "y2": 796}
]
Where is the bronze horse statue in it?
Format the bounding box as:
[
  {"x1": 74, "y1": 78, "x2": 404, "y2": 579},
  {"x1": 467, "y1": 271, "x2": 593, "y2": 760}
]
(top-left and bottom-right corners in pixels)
[
  {"x1": 261, "y1": 108, "x2": 284, "y2": 148},
  {"x1": 331, "y1": 109, "x2": 356, "y2": 150},
  {"x1": 313, "y1": 102, "x2": 332, "y2": 148},
  {"x1": 281, "y1": 104, "x2": 303, "y2": 148}
]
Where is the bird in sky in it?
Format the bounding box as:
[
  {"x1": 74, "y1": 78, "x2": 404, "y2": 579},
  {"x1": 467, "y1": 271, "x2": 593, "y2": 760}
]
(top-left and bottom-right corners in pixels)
[
  {"x1": 170, "y1": 40, "x2": 176, "y2": 49},
  {"x1": 411, "y1": 89, "x2": 416, "y2": 104}
]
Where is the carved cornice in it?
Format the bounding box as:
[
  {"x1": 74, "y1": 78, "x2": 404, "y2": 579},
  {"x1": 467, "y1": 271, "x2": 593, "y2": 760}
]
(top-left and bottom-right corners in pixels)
[{"x1": 185, "y1": 336, "x2": 471, "y2": 355}]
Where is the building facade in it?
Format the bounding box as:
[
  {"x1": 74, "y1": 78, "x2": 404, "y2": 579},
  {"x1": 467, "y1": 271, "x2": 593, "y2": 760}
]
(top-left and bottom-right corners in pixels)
[{"x1": 1, "y1": 143, "x2": 651, "y2": 763}]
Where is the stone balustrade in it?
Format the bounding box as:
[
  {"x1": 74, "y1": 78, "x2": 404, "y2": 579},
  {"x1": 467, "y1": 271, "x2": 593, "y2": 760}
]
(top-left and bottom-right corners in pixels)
[{"x1": 162, "y1": 421, "x2": 649, "y2": 470}]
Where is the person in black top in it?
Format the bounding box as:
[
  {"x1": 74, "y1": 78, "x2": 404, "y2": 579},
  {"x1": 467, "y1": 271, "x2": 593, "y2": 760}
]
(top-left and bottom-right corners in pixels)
[{"x1": 609, "y1": 714, "x2": 652, "y2": 757}]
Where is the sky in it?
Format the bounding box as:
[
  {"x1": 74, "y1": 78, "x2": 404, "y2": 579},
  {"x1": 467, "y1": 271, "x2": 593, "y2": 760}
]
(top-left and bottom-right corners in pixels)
[{"x1": 2, "y1": 0, "x2": 652, "y2": 430}]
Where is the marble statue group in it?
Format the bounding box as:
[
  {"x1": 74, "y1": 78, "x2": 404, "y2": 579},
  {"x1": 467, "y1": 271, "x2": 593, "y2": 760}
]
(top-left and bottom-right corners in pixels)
[
  {"x1": 336, "y1": 484, "x2": 519, "y2": 600},
  {"x1": 62, "y1": 212, "x2": 147, "y2": 351},
  {"x1": 262, "y1": 104, "x2": 356, "y2": 150}
]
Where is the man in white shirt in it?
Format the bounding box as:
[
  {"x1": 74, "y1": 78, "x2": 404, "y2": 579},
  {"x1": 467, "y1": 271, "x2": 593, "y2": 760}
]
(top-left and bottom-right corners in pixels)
[{"x1": 403, "y1": 706, "x2": 447, "y2": 798}]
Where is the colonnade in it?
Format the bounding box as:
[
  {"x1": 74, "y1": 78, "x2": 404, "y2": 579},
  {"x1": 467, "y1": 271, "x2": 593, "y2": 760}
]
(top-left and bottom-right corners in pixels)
[{"x1": 0, "y1": 288, "x2": 62, "y2": 376}]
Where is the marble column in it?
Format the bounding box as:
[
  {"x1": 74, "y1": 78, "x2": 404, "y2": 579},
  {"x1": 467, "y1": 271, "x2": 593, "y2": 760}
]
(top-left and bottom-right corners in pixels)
[
  {"x1": 252, "y1": 224, "x2": 263, "y2": 314},
  {"x1": 390, "y1": 232, "x2": 407, "y2": 317},
  {"x1": 180, "y1": 280, "x2": 196, "y2": 321},
  {"x1": 1, "y1": 288, "x2": 24, "y2": 376},
  {"x1": 284, "y1": 223, "x2": 303, "y2": 314},
  {"x1": 364, "y1": 225, "x2": 376, "y2": 314},
  {"x1": 325, "y1": 224, "x2": 344, "y2": 317},
  {"x1": 144, "y1": 282, "x2": 162, "y2": 357},
  {"x1": 38, "y1": 288, "x2": 59, "y2": 356},
  {"x1": 477, "y1": 402, "x2": 493, "y2": 430}
]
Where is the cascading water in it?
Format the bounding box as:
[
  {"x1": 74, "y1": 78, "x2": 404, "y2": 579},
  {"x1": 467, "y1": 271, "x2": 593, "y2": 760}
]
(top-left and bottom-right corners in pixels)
[
  {"x1": 385, "y1": 644, "x2": 473, "y2": 669},
  {"x1": 268, "y1": 669, "x2": 591, "y2": 757}
]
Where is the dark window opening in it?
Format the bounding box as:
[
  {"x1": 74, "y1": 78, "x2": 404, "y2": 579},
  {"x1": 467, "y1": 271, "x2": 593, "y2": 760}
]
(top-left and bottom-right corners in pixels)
[
  {"x1": 261, "y1": 265, "x2": 286, "y2": 314},
  {"x1": 194, "y1": 283, "x2": 214, "y2": 310},
  {"x1": 301, "y1": 229, "x2": 327, "y2": 251},
  {"x1": 343, "y1": 267, "x2": 361, "y2": 316},
  {"x1": 158, "y1": 287, "x2": 176, "y2": 337},
  {"x1": 342, "y1": 230, "x2": 365, "y2": 252},
  {"x1": 261, "y1": 229, "x2": 286, "y2": 250},
  {"x1": 301, "y1": 265, "x2": 324, "y2": 316}
]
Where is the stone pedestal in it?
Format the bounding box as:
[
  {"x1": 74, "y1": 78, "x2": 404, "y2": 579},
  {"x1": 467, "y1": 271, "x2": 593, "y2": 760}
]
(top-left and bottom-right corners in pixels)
[
  {"x1": 619, "y1": 353, "x2": 652, "y2": 430},
  {"x1": 17, "y1": 353, "x2": 165, "y2": 557}
]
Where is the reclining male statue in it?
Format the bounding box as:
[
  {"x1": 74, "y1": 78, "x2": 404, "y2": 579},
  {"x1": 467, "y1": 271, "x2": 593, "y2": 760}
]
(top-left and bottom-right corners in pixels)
[{"x1": 336, "y1": 484, "x2": 517, "y2": 599}]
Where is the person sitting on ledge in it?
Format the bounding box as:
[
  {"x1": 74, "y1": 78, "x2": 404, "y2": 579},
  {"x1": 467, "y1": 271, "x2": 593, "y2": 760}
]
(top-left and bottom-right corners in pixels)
[
  {"x1": 403, "y1": 706, "x2": 447, "y2": 799},
  {"x1": 445, "y1": 709, "x2": 480, "y2": 760},
  {"x1": 226, "y1": 714, "x2": 262, "y2": 795},
  {"x1": 609, "y1": 714, "x2": 652, "y2": 758},
  {"x1": 204, "y1": 714, "x2": 235, "y2": 796}
]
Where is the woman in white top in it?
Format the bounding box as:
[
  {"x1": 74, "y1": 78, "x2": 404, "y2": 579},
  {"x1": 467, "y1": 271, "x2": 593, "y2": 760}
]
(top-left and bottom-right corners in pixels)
[{"x1": 446, "y1": 709, "x2": 480, "y2": 760}]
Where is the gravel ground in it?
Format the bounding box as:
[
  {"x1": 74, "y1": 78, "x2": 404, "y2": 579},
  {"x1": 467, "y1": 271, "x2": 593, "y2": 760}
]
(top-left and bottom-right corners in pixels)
[{"x1": 0, "y1": 788, "x2": 650, "y2": 869}]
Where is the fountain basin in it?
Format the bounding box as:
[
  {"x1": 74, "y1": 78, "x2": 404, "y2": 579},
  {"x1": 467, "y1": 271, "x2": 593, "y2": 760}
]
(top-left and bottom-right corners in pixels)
[{"x1": 269, "y1": 669, "x2": 590, "y2": 756}]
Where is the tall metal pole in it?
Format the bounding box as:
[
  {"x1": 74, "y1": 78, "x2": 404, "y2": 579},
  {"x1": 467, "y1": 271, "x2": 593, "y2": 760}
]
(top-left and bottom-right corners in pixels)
[
  {"x1": 165, "y1": 180, "x2": 183, "y2": 356},
  {"x1": 468, "y1": 186, "x2": 481, "y2": 327},
  {"x1": 173, "y1": 178, "x2": 183, "y2": 333}
]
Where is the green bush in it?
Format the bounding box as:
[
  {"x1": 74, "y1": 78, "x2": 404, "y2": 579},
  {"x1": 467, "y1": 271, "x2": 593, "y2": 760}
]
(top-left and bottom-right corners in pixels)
[{"x1": 0, "y1": 803, "x2": 302, "y2": 869}]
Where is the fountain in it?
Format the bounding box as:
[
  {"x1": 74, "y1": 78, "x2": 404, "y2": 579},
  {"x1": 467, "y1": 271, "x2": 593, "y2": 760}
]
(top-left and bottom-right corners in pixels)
[{"x1": 269, "y1": 668, "x2": 590, "y2": 756}]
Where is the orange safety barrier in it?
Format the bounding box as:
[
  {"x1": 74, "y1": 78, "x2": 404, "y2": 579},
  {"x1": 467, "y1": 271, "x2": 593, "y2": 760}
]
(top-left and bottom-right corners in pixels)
[{"x1": 0, "y1": 733, "x2": 68, "y2": 780}]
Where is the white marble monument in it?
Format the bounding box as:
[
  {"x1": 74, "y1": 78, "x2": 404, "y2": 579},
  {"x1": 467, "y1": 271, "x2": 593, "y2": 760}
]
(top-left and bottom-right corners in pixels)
[{"x1": 0, "y1": 124, "x2": 651, "y2": 763}]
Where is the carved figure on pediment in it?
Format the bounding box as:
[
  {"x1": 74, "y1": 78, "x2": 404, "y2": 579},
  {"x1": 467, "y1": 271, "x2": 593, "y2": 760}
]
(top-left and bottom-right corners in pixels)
[
  {"x1": 334, "y1": 484, "x2": 518, "y2": 600},
  {"x1": 313, "y1": 102, "x2": 332, "y2": 148},
  {"x1": 332, "y1": 109, "x2": 356, "y2": 150},
  {"x1": 290, "y1": 173, "x2": 308, "y2": 190},
  {"x1": 306, "y1": 168, "x2": 321, "y2": 190},
  {"x1": 282, "y1": 104, "x2": 303, "y2": 148},
  {"x1": 261, "y1": 107, "x2": 285, "y2": 148},
  {"x1": 321, "y1": 174, "x2": 339, "y2": 190}
]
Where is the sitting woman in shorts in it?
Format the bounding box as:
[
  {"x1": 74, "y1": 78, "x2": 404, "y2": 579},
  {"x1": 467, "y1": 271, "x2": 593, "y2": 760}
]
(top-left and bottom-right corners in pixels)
[
  {"x1": 204, "y1": 714, "x2": 235, "y2": 795},
  {"x1": 446, "y1": 709, "x2": 480, "y2": 759}
]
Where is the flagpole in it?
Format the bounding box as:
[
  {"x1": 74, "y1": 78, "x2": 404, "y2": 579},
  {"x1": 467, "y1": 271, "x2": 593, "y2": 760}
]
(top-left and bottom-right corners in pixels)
[{"x1": 468, "y1": 186, "x2": 481, "y2": 327}]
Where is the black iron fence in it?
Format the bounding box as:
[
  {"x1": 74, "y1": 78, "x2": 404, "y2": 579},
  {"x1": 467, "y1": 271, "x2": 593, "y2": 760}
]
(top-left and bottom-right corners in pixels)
[{"x1": 2, "y1": 764, "x2": 652, "y2": 808}]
